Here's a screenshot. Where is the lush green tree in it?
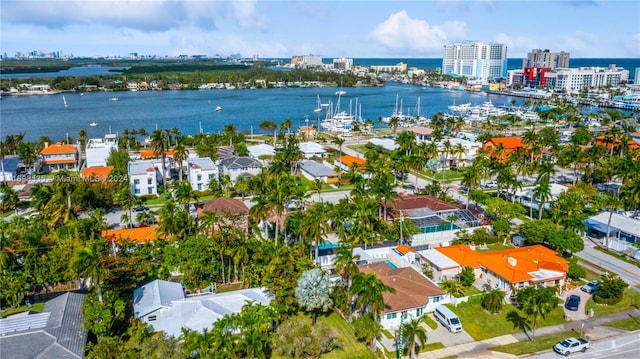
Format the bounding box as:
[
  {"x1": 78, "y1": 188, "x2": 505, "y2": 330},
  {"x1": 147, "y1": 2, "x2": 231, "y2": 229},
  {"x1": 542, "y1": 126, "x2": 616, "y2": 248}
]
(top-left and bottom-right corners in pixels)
[
  {"x1": 518, "y1": 286, "x2": 558, "y2": 339},
  {"x1": 459, "y1": 266, "x2": 475, "y2": 287},
  {"x1": 150, "y1": 129, "x2": 168, "y2": 193},
  {"x1": 567, "y1": 259, "x2": 586, "y2": 281},
  {"x1": 0, "y1": 186, "x2": 18, "y2": 213},
  {"x1": 440, "y1": 279, "x2": 465, "y2": 298},
  {"x1": 594, "y1": 274, "x2": 628, "y2": 305},
  {"x1": 295, "y1": 268, "x2": 334, "y2": 325},
  {"x1": 81, "y1": 290, "x2": 126, "y2": 338},
  {"x1": 481, "y1": 289, "x2": 505, "y2": 314},
  {"x1": 350, "y1": 272, "x2": 395, "y2": 320},
  {"x1": 547, "y1": 230, "x2": 584, "y2": 255},
  {"x1": 73, "y1": 238, "x2": 110, "y2": 303},
  {"x1": 352, "y1": 312, "x2": 381, "y2": 351},
  {"x1": 272, "y1": 316, "x2": 342, "y2": 358},
  {"x1": 517, "y1": 219, "x2": 556, "y2": 245}
]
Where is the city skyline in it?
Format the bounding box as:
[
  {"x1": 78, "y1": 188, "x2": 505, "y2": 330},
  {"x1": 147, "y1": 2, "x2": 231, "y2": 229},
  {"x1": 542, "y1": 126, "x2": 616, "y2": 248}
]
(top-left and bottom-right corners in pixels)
[{"x1": 1, "y1": 0, "x2": 639, "y2": 59}]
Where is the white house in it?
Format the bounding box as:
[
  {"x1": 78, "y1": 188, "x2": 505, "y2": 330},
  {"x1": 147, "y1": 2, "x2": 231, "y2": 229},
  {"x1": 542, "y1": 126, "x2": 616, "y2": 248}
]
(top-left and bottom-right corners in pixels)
[
  {"x1": 133, "y1": 279, "x2": 273, "y2": 338},
  {"x1": 359, "y1": 263, "x2": 447, "y2": 330},
  {"x1": 368, "y1": 138, "x2": 399, "y2": 152},
  {"x1": 298, "y1": 141, "x2": 327, "y2": 159},
  {"x1": 85, "y1": 134, "x2": 119, "y2": 168},
  {"x1": 187, "y1": 157, "x2": 218, "y2": 192},
  {"x1": 247, "y1": 144, "x2": 275, "y2": 163},
  {"x1": 219, "y1": 156, "x2": 263, "y2": 184},
  {"x1": 40, "y1": 142, "x2": 79, "y2": 173},
  {"x1": 128, "y1": 160, "x2": 163, "y2": 196},
  {"x1": 298, "y1": 160, "x2": 338, "y2": 184}
]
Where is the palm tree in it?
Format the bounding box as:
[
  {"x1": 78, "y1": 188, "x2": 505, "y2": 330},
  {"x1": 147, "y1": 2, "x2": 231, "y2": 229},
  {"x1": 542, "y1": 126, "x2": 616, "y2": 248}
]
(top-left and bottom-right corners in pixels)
[
  {"x1": 299, "y1": 202, "x2": 331, "y2": 265},
  {"x1": 402, "y1": 318, "x2": 427, "y2": 359},
  {"x1": 332, "y1": 136, "x2": 345, "y2": 159},
  {"x1": 150, "y1": 129, "x2": 168, "y2": 193},
  {"x1": 311, "y1": 178, "x2": 324, "y2": 202},
  {"x1": 460, "y1": 165, "x2": 481, "y2": 209},
  {"x1": 73, "y1": 239, "x2": 109, "y2": 303},
  {"x1": 532, "y1": 180, "x2": 552, "y2": 220},
  {"x1": 350, "y1": 272, "x2": 395, "y2": 319},
  {"x1": 173, "y1": 143, "x2": 189, "y2": 182},
  {"x1": 334, "y1": 243, "x2": 360, "y2": 291},
  {"x1": 522, "y1": 287, "x2": 556, "y2": 339},
  {"x1": 280, "y1": 117, "x2": 293, "y2": 136}
]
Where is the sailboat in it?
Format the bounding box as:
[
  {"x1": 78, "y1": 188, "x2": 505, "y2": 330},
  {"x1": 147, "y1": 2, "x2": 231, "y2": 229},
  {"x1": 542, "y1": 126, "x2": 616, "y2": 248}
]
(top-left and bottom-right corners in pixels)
[
  {"x1": 63, "y1": 95, "x2": 68, "y2": 108},
  {"x1": 314, "y1": 94, "x2": 322, "y2": 113}
]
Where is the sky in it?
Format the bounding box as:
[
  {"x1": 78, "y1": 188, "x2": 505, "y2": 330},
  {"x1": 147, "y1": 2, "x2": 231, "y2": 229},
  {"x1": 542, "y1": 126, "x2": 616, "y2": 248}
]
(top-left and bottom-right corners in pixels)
[{"x1": 1, "y1": 0, "x2": 639, "y2": 59}]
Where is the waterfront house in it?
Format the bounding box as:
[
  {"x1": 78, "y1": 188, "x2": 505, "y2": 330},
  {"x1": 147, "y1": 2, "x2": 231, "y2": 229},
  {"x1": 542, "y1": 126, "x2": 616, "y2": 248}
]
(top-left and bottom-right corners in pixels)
[
  {"x1": 359, "y1": 262, "x2": 446, "y2": 330},
  {"x1": 133, "y1": 279, "x2": 273, "y2": 338},
  {"x1": 128, "y1": 160, "x2": 163, "y2": 196},
  {"x1": 85, "y1": 134, "x2": 118, "y2": 168},
  {"x1": 40, "y1": 142, "x2": 79, "y2": 172},
  {"x1": 298, "y1": 160, "x2": 338, "y2": 184},
  {"x1": 219, "y1": 156, "x2": 263, "y2": 184},
  {"x1": 187, "y1": 157, "x2": 218, "y2": 192},
  {"x1": 436, "y1": 244, "x2": 568, "y2": 294},
  {"x1": 0, "y1": 292, "x2": 87, "y2": 359},
  {"x1": 298, "y1": 125, "x2": 317, "y2": 140}
]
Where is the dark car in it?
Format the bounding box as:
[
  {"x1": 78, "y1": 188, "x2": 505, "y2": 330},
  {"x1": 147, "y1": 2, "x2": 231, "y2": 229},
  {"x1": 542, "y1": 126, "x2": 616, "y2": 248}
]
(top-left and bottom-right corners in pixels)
[
  {"x1": 564, "y1": 295, "x2": 581, "y2": 311},
  {"x1": 133, "y1": 205, "x2": 149, "y2": 212}
]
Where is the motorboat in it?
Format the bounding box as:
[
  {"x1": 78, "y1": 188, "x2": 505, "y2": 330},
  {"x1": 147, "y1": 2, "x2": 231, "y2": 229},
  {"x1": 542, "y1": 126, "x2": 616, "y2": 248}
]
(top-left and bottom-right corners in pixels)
[
  {"x1": 90, "y1": 122, "x2": 98, "y2": 127},
  {"x1": 215, "y1": 106, "x2": 222, "y2": 111}
]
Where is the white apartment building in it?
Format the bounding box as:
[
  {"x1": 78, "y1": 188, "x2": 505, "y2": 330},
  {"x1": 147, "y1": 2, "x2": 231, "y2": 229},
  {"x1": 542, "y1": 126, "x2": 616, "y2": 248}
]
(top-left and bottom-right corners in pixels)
[
  {"x1": 523, "y1": 49, "x2": 570, "y2": 69},
  {"x1": 442, "y1": 42, "x2": 507, "y2": 81},
  {"x1": 545, "y1": 65, "x2": 630, "y2": 93},
  {"x1": 370, "y1": 62, "x2": 407, "y2": 74},
  {"x1": 128, "y1": 160, "x2": 164, "y2": 196},
  {"x1": 85, "y1": 134, "x2": 118, "y2": 168},
  {"x1": 187, "y1": 157, "x2": 218, "y2": 192},
  {"x1": 332, "y1": 57, "x2": 353, "y2": 71}
]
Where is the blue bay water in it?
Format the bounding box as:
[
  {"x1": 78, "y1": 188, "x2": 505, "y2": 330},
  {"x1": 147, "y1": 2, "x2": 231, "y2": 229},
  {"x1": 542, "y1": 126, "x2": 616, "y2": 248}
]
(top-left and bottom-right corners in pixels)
[
  {"x1": 2, "y1": 57, "x2": 638, "y2": 142},
  {"x1": 1, "y1": 83, "x2": 523, "y2": 142}
]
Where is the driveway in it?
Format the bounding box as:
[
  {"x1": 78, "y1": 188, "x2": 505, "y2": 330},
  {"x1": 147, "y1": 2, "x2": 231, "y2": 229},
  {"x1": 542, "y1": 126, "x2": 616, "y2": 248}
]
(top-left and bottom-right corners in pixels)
[{"x1": 560, "y1": 288, "x2": 592, "y2": 321}]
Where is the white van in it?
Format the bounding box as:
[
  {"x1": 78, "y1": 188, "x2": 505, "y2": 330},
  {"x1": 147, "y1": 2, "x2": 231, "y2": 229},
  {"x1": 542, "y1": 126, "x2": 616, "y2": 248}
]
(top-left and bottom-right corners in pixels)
[{"x1": 433, "y1": 305, "x2": 462, "y2": 333}]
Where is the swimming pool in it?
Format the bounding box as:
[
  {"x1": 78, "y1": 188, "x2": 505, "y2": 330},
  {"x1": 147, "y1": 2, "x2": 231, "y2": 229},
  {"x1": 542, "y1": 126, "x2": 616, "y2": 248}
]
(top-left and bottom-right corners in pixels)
[{"x1": 384, "y1": 260, "x2": 398, "y2": 269}]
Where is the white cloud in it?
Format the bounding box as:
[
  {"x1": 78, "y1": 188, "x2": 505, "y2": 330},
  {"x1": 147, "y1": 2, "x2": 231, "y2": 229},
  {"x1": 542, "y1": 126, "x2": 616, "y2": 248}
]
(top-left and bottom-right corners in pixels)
[
  {"x1": 493, "y1": 33, "x2": 537, "y2": 57},
  {"x1": 371, "y1": 11, "x2": 467, "y2": 56}
]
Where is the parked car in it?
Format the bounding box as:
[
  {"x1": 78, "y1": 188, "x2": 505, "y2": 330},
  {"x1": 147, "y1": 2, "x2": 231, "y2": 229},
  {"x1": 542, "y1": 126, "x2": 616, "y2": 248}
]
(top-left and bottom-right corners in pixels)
[
  {"x1": 553, "y1": 337, "x2": 590, "y2": 356},
  {"x1": 580, "y1": 280, "x2": 600, "y2": 294},
  {"x1": 133, "y1": 205, "x2": 149, "y2": 212},
  {"x1": 564, "y1": 295, "x2": 581, "y2": 311},
  {"x1": 484, "y1": 180, "x2": 498, "y2": 188}
]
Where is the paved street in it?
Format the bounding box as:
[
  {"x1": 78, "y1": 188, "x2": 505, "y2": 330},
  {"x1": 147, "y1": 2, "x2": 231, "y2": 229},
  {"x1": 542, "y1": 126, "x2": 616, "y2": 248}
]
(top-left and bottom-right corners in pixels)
[{"x1": 577, "y1": 239, "x2": 640, "y2": 290}]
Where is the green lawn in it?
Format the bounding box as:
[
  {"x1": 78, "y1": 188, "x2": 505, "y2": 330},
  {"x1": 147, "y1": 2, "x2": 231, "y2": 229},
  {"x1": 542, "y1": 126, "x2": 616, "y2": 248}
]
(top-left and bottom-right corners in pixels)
[
  {"x1": 605, "y1": 316, "x2": 640, "y2": 331},
  {"x1": 1, "y1": 302, "x2": 45, "y2": 318},
  {"x1": 422, "y1": 314, "x2": 438, "y2": 330},
  {"x1": 347, "y1": 144, "x2": 371, "y2": 154},
  {"x1": 316, "y1": 312, "x2": 374, "y2": 359},
  {"x1": 586, "y1": 288, "x2": 640, "y2": 316},
  {"x1": 490, "y1": 330, "x2": 580, "y2": 355},
  {"x1": 449, "y1": 303, "x2": 566, "y2": 341}
]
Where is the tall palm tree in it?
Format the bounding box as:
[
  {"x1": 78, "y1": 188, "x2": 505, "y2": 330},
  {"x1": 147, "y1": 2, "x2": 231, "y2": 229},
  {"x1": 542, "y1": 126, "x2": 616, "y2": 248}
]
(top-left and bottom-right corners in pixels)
[
  {"x1": 331, "y1": 136, "x2": 345, "y2": 159},
  {"x1": 299, "y1": 202, "x2": 331, "y2": 265},
  {"x1": 173, "y1": 143, "x2": 189, "y2": 182},
  {"x1": 150, "y1": 129, "x2": 168, "y2": 193},
  {"x1": 350, "y1": 272, "x2": 395, "y2": 319},
  {"x1": 73, "y1": 239, "x2": 109, "y2": 303},
  {"x1": 522, "y1": 288, "x2": 556, "y2": 339},
  {"x1": 403, "y1": 318, "x2": 428, "y2": 359}
]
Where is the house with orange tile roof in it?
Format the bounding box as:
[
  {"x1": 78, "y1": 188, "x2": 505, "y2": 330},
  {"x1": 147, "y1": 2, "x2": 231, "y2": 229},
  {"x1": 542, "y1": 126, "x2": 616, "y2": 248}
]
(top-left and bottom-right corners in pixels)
[
  {"x1": 335, "y1": 155, "x2": 368, "y2": 177},
  {"x1": 593, "y1": 135, "x2": 640, "y2": 154},
  {"x1": 482, "y1": 137, "x2": 524, "y2": 162},
  {"x1": 102, "y1": 226, "x2": 163, "y2": 245},
  {"x1": 436, "y1": 244, "x2": 568, "y2": 294},
  {"x1": 359, "y1": 262, "x2": 447, "y2": 329},
  {"x1": 40, "y1": 142, "x2": 79, "y2": 172},
  {"x1": 81, "y1": 166, "x2": 114, "y2": 181}
]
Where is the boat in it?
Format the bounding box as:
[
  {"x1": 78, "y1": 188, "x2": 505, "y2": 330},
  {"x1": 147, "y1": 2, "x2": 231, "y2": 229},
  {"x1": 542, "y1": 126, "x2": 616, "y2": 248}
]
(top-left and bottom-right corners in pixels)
[
  {"x1": 110, "y1": 97, "x2": 119, "y2": 101},
  {"x1": 63, "y1": 95, "x2": 68, "y2": 108},
  {"x1": 215, "y1": 106, "x2": 222, "y2": 111},
  {"x1": 313, "y1": 94, "x2": 322, "y2": 113},
  {"x1": 90, "y1": 122, "x2": 98, "y2": 127}
]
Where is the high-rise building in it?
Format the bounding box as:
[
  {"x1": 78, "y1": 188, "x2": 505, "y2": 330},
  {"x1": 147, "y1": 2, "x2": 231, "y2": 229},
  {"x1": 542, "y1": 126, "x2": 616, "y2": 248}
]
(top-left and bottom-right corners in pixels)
[
  {"x1": 523, "y1": 49, "x2": 570, "y2": 69},
  {"x1": 442, "y1": 42, "x2": 508, "y2": 81}
]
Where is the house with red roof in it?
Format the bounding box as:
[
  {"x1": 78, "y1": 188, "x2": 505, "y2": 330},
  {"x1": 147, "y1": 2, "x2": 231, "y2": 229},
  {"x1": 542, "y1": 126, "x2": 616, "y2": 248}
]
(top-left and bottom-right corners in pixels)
[
  {"x1": 407, "y1": 126, "x2": 435, "y2": 142},
  {"x1": 359, "y1": 262, "x2": 446, "y2": 330},
  {"x1": 482, "y1": 137, "x2": 524, "y2": 162},
  {"x1": 81, "y1": 166, "x2": 114, "y2": 182},
  {"x1": 40, "y1": 142, "x2": 79, "y2": 172},
  {"x1": 197, "y1": 197, "x2": 249, "y2": 233},
  {"x1": 436, "y1": 244, "x2": 568, "y2": 294}
]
